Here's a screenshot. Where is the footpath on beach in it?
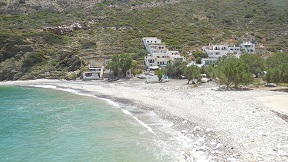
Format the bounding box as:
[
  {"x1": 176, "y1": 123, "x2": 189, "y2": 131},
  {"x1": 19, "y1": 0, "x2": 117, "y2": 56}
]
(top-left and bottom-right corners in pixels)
[{"x1": 255, "y1": 94, "x2": 288, "y2": 114}]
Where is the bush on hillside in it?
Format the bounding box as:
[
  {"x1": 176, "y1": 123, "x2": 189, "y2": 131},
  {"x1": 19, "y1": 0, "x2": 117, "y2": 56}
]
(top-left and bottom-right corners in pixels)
[{"x1": 23, "y1": 51, "x2": 46, "y2": 67}]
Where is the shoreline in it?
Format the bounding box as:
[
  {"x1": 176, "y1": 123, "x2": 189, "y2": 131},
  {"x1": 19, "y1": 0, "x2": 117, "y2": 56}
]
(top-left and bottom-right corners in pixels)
[{"x1": 1, "y1": 79, "x2": 288, "y2": 161}]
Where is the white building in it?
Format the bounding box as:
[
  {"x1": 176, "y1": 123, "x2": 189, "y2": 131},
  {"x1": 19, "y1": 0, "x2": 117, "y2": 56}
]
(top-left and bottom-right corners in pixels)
[
  {"x1": 202, "y1": 44, "x2": 241, "y2": 58},
  {"x1": 200, "y1": 58, "x2": 218, "y2": 65},
  {"x1": 143, "y1": 37, "x2": 185, "y2": 68},
  {"x1": 201, "y1": 42, "x2": 255, "y2": 65},
  {"x1": 228, "y1": 46, "x2": 241, "y2": 54},
  {"x1": 83, "y1": 66, "x2": 104, "y2": 80},
  {"x1": 240, "y1": 42, "x2": 255, "y2": 54}
]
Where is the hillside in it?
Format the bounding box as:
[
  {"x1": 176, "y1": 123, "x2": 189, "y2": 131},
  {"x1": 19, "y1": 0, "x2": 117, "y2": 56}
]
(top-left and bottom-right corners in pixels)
[{"x1": 0, "y1": 0, "x2": 288, "y2": 80}]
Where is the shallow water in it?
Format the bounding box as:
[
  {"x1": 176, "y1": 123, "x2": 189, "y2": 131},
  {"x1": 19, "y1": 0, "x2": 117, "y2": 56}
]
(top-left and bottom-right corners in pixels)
[{"x1": 0, "y1": 86, "x2": 170, "y2": 162}]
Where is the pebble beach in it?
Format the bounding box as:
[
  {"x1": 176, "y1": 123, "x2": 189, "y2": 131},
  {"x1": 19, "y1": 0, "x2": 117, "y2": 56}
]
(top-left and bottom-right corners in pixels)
[{"x1": 1, "y1": 79, "x2": 287, "y2": 162}]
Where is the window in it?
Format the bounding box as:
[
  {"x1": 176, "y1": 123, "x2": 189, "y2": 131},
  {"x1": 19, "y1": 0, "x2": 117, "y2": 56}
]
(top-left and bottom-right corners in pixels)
[{"x1": 85, "y1": 73, "x2": 92, "y2": 77}]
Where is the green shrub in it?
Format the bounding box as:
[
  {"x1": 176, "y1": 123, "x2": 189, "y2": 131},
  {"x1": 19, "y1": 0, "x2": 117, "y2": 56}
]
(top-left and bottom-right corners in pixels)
[
  {"x1": 23, "y1": 51, "x2": 46, "y2": 67},
  {"x1": 40, "y1": 31, "x2": 69, "y2": 44},
  {"x1": 80, "y1": 39, "x2": 96, "y2": 49}
]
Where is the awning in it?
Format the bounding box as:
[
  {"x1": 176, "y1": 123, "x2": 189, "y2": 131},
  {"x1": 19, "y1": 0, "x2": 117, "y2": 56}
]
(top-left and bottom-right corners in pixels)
[{"x1": 149, "y1": 66, "x2": 159, "y2": 70}]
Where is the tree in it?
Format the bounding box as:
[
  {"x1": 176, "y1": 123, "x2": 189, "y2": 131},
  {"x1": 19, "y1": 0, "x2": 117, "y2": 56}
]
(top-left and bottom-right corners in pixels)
[
  {"x1": 240, "y1": 54, "x2": 265, "y2": 76},
  {"x1": 183, "y1": 65, "x2": 202, "y2": 84},
  {"x1": 217, "y1": 57, "x2": 253, "y2": 88},
  {"x1": 107, "y1": 54, "x2": 120, "y2": 77},
  {"x1": 204, "y1": 64, "x2": 217, "y2": 79},
  {"x1": 266, "y1": 52, "x2": 288, "y2": 69},
  {"x1": 264, "y1": 63, "x2": 288, "y2": 83},
  {"x1": 264, "y1": 52, "x2": 288, "y2": 83},
  {"x1": 192, "y1": 51, "x2": 207, "y2": 64},
  {"x1": 119, "y1": 54, "x2": 134, "y2": 76},
  {"x1": 166, "y1": 58, "x2": 186, "y2": 78},
  {"x1": 192, "y1": 51, "x2": 207, "y2": 59},
  {"x1": 136, "y1": 49, "x2": 147, "y2": 59},
  {"x1": 155, "y1": 68, "x2": 167, "y2": 82},
  {"x1": 108, "y1": 54, "x2": 135, "y2": 77}
]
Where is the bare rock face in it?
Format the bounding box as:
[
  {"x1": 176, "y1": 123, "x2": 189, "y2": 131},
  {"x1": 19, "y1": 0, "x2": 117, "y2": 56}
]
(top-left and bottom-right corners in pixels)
[
  {"x1": 56, "y1": 50, "x2": 83, "y2": 71},
  {"x1": 0, "y1": 36, "x2": 32, "y2": 62},
  {"x1": 0, "y1": 0, "x2": 104, "y2": 14},
  {"x1": 44, "y1": 22, "x2": 83, "y2": 35}
]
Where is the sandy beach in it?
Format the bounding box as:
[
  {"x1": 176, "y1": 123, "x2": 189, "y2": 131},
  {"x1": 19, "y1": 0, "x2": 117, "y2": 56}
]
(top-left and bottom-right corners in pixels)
[{"x1": 1, "y1": 79, "x2": 288, "y2": 162}]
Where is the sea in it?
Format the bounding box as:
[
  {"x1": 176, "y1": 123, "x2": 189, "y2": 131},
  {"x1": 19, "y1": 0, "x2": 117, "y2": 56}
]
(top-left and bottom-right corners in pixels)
[{"x1": 0, "y1": 85, "x2": 191, "y2": 162}]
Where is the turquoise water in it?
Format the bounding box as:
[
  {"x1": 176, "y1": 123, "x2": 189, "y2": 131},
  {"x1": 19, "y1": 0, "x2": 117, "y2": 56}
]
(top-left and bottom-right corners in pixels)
[{"x1": 0, "y1": 86, "x2": 169, "y2": 162}]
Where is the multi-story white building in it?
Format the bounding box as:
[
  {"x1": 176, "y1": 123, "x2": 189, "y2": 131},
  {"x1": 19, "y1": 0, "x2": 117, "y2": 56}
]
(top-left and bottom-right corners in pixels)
[
  {"x1": 143, "y1": 37, "x2": 185, "y2": 68},
  {"x1": 201, "y1": 42, "x2": 256, "y2": 65},
  {"x1": 240, "y1": 42, "x2": 255, "y2": 54},
  {"x1": 202, "y1": 44, "x2": 241, "y2": 58}
]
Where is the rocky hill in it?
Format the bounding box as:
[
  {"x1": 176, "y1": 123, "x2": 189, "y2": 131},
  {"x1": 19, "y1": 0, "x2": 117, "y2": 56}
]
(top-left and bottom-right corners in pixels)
[
  {"x1": 0, "y1": 0, "x2": 103, "y2": 14},
  {"x1": 0, "y1": 0, "x2": 287, "y2": 80},
  {"x1": 0, "y1": 0, "x2": 180, "y2": 14}
]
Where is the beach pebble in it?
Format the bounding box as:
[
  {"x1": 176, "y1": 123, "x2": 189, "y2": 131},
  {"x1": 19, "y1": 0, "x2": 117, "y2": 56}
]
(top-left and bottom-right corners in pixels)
[
  {"x1": 205, "y1": 128, "x2": 213, "y2": 133},
  {"x1": 227, "y1": 157, "x2": 238, "y2": 161},
  {"x1": 196, "y1": 155, "x2": 209, "y2": 162},
  {"x1": 210, "y1": 142, "x2": 217, "y2": 145},
  {"x1": 182, "y1": 120, "x2": 188, "y2": 124},
  {"x1": 193, "y1": 126, "x2": 201, "y2": 131},
  {"x1": 181, "y1": 130, "x2": 188, "y2": 134}
]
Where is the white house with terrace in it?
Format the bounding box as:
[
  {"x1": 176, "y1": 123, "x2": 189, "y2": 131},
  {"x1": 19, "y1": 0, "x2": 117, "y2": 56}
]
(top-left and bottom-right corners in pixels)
[
  {"x1": 201, "y1": 42, "x2": 256, "y2": 65},
  {"x1": 240, "y1": 42, "x2": 255, "y2": 54},
  {"x1": 142, "y1": 37, "x2": 185, "y2": 69}
]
